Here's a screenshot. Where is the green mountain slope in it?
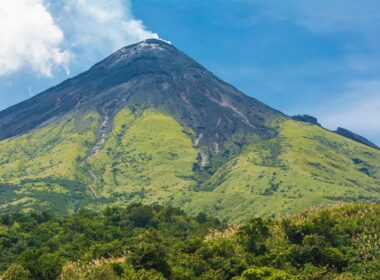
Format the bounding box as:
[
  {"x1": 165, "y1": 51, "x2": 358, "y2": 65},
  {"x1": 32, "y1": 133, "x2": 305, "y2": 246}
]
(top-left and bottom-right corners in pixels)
[
  {"x1": 0, "y1": 39, "x2": 379, "y2": 222},
  {"x1": 88, "y1": 108, "x2": 198, "y2": 204},
  {"x1": 182, "y1": 119, "x2": 380, "y2": 222},
  {"x1": 0, "y1": 111, "x2": 100, "y2": 213},
  {"x1": 1, "y1": 106, "x2": 379, "y2": 223}
]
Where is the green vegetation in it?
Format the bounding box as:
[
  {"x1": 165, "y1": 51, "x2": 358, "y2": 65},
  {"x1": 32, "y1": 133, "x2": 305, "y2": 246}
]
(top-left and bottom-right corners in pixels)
[
  {"x1": 1, "y1": 202, "x2": 379, "y2": 279},
  {"x1": 0, "y1": 111, "x2": 99, "y2": 214},
  {"x1": 0, "y1": 108, "x2": 379, "y2": 223},
  {"x1": 88, "y1": 108, "x2": 198, "y2": 205},
  {"x1": 181, "y1": 119, "x2": 380, "y2": 222}
]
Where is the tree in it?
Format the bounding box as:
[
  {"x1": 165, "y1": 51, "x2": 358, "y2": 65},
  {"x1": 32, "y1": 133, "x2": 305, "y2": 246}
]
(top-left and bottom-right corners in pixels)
[
  {"x1": 237, "y1": 218, "x2": 270, "y2": 255},
  {"x1": 234, "y1": 267, "x2": 295, "y2": 280},
  {"x1": 128, "y1": 205, "x2": 154, "y2": 227},
  {"x1": 130, "y1": 230, "x2": 170, "y2": 277}
]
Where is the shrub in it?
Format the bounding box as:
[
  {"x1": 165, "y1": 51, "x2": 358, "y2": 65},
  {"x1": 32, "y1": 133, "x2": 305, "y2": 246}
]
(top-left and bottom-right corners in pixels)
[{"x1": 2, "y1": 264, "x2": 32, "y2": 280}]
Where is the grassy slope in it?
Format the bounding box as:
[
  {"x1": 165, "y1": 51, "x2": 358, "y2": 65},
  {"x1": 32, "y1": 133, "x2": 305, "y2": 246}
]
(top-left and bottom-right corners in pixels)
[
  {"x1": 0, "y1": 108, "x2": 379, "y2": 223},
  {"x1": 181, "y1": 119, "x2": 380, "y2": 222},
  {"x1": 88, "y1": 108, "x2": 198, "y2": 206},
  {"x1": 0, "y1": 108, "x2": 198, "y2": 214},
  {"x1": 0, "y1": 112, "x2": 99, "y2": 214}
]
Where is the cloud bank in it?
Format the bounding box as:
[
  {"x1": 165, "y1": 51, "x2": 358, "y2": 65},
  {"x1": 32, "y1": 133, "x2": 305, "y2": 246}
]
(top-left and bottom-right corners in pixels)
[
  {"x1": 0, "y1": 0, "x2": 160, "y2": 77},
  {"x1": 0, "y1": 0, "x2": 70, "y2": 76}
]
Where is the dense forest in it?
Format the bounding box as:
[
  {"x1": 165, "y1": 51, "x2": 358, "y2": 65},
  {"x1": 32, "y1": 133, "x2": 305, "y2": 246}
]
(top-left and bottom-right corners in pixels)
[{"x1": 1, "y1": 202, "x2": 379, "y2": 280}]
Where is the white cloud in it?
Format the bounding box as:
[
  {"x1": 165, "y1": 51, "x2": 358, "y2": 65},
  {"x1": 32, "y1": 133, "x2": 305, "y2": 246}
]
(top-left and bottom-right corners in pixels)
[
  {"x1": 0, "y1": 0, "x2": 70, "y2": 77},
  {"x1": 59, "y1": 0, "x2": 160, "y2": 60},
  {"x1": 0, "y1": 0, "x2": 161, "y2": 78},
  {"x1": 316, "y1": 79, "x2": 380, "y2": 135}
]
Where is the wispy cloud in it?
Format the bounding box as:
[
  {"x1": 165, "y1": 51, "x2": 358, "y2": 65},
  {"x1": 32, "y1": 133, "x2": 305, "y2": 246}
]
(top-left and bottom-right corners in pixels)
[
  {"x1": 315, "y1": 79, "x2": 380, "y2": 137},
  {"x1": 249, "y1": 0, "x2": 380, "y2": 35},
  {"x1": 0, "y1": 0, "x2": 70, "y2": 77}
]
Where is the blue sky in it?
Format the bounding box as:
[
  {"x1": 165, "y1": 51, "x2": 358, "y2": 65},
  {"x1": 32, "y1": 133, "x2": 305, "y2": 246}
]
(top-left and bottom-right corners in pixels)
[{"x1": 0, "y1": 0, "x2": 379, "y2": 145}]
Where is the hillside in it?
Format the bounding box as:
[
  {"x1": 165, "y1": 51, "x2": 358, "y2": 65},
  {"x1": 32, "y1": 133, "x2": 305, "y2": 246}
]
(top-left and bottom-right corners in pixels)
[
  {"x1": 0, "y1": 39, "x2": 379, "y2": 222},
  {"x1": 1, "y1": 203, "x2": 380, "y2": 279}
]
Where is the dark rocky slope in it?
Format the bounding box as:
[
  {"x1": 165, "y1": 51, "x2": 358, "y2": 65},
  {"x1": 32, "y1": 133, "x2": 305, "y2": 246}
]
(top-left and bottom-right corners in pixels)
[
  {"x1": 335, "y1": 127, "x2": 379, "y2": 150},
  {"x1": 0, "y1": 39, "x2": 282, "y2": 151}
]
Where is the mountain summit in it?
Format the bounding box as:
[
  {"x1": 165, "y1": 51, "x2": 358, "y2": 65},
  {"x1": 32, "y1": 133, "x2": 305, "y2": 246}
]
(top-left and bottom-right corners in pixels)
[
  {"x1": 0, "y1": 39, "x2": 280, "y2": 150},
  {"x1": 0, "y1": 40, "x2": 379, "y2": 222}
]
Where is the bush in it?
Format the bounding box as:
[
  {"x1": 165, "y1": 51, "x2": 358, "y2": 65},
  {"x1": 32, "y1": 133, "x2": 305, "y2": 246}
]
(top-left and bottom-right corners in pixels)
[
  {"x1": 84, "y1": 264, "x2": 118, "y2": 280},
  {"x1": 122, "y1": 268, "x2": 165, "y2": 280},
  {"x1": 2, "y1": 264, "x2": 32, "y2": 280}
]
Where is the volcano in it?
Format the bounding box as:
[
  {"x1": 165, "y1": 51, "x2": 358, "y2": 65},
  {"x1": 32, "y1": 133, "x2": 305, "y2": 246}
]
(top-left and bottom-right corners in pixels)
[
  {"x1": 0, "y1": 39, "x2": 281, "y2": 149},
  {"x1": 0, "y1": 39, "x2": 379, "y2": 222}
]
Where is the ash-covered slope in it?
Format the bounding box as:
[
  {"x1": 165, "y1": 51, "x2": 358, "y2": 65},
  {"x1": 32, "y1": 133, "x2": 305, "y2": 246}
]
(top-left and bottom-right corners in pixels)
[{"x1": 0, "y1": 39, "x2": 281, "y2": 150}]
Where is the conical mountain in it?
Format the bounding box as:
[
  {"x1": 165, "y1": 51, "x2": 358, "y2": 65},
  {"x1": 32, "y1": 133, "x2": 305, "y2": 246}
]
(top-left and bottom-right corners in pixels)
[
  {"x1": 0, "y1": 39, "x2": 281, "y2": 150},
  {"x1": 0, "y1": 39, "x2": 379, "y2": 222}
]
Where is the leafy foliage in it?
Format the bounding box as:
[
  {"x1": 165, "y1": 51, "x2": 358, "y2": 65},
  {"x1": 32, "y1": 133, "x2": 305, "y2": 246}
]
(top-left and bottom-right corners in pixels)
[
  {"x1": 2, "y1": 264, "x2": 32, "y2": 280},
  {"x1": 233, "y1": 267, "x2": 295, "y2": 280},
  {"x1": 0, "y1": 203, "x2": 380, "y2": 279}
]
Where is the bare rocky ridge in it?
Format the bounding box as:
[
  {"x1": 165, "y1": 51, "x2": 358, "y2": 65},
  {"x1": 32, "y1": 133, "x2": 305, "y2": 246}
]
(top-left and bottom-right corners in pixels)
[{"x1": 335, "y1": 127, "x2": 379, "y2": 150}]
